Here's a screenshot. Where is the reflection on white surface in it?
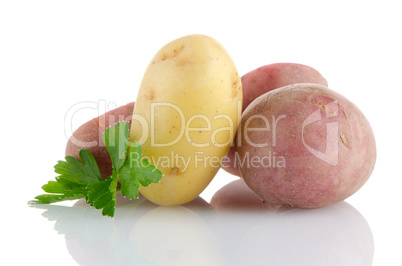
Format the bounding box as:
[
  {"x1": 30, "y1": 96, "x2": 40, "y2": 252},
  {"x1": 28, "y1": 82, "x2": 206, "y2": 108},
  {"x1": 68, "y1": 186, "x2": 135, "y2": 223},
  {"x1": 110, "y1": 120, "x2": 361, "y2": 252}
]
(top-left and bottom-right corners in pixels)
[{"x1": 33, "y1": 188, "x2": 374, "y2": 266}]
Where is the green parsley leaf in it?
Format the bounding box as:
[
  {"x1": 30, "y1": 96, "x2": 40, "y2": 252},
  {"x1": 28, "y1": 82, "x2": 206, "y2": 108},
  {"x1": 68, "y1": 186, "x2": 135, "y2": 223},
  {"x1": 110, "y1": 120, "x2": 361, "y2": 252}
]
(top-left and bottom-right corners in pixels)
[
  {"x1": 54, "y1": 149, "x2": 103, "y2": 184},
  {"x1": 127, "y1": 141, "x2": 163, "y2": 186},
  {"x1": 118, "y1": 142, "x2": 163, "y2": 199},
  {"x1": 29, "y1": 149, "x2": 102, "y2": 204},
  {"x1": 41, "y1": 179, "x2": 87, "y2": 195},
  {"x1": 102, "y1": 121, "x2": 130, "y2": 171},
  {"x1": 86, "y1": 177, "x2": 118, "y2": 217},
  {"x1": 133, "y1": 157, "x2": 163, "y2": 187},
  {"x1": 119, "y1": 163, "x2": 140, "y2": 199},
  {"x1": 127, "y1": 141, "x2": 143, "y2": 164},
  {"x1": 30, "y1": 121, "x2": 163, "y2": 218},
  {"x1": 29, "y1": 194, "x2": 85, "y2": 204}
]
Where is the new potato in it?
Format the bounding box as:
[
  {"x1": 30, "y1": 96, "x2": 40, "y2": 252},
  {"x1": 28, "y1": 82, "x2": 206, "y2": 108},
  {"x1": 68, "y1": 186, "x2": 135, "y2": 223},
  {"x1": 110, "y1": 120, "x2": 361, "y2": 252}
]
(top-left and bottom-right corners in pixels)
[
  {"x1": 130, "y1": 34, "x2": 242, "y2": 206},
  {"x1": 222, "y1": 63, "x2": 328, "y2": 176},
  {"x1": 236, "y1": 83, "x2": 376, "y2": 208}
]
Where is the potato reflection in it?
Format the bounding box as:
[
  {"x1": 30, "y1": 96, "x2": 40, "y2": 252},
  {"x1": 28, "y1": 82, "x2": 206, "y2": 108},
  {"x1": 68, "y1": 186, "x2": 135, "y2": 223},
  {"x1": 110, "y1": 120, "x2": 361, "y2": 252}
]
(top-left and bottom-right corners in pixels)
[
  {"x1": 129, "y1": 205, "x2": 223, "y2": 266},
  {"x1": 211, "y1": 184, "x2": 374, "y2": 266},
  {"x1": 35, "y1": 187, "x2": 374, "y2": 266},
  {"x1": 36, "y1": 193, "x2": 222, "y2": 266},
  {"x1": 233, "y1": 202, "x2": 375, "y2": 266}
]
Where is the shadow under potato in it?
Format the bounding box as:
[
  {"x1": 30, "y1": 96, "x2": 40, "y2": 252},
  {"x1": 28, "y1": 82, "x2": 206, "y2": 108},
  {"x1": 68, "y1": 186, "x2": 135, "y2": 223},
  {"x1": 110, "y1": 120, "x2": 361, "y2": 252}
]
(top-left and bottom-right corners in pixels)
[{"x1": 210, "y1": 179, "x2": 281, "y2": 212}]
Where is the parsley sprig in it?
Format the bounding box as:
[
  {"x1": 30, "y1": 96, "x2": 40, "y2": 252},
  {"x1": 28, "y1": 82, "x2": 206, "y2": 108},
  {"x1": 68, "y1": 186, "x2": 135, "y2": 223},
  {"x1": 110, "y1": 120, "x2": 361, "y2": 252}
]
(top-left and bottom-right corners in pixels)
[{"x1": 29, "y1": 121, "x2": 162, "y2": 217}]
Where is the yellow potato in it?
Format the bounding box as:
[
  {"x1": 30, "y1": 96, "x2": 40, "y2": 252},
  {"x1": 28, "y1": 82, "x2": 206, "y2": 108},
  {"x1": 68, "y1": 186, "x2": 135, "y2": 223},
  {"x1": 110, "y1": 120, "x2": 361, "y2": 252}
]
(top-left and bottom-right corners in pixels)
[{"x1": 130, "y1": 34, "x2": 242, "y2": 206}]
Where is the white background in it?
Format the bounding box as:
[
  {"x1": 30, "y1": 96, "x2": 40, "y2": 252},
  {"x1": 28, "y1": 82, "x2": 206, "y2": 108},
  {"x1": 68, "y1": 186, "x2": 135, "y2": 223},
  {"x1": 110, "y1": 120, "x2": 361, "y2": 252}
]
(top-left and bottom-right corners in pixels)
[{"x1": 1, "y1": 1, "x2": 401, "y2": 265}]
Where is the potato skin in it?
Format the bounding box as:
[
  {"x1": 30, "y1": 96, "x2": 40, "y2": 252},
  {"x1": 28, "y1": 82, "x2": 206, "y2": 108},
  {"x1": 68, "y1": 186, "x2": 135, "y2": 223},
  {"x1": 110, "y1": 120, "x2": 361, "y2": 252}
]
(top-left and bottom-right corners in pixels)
[
  {"x1": 130, "y1": 34, "x2": 242, "y2": 206},
  {"x1": 222, "y1": 63, "x2": 328, "y2": 176},
  {"x1": 241, "y1": 63, "x2": 328, "y2": 111},
  {"x1": 235, "y1": 83, "x2": 376, "y2": 208},
  {"x1": 65, "y1": 102, "x2": 135, "y2": 178}
]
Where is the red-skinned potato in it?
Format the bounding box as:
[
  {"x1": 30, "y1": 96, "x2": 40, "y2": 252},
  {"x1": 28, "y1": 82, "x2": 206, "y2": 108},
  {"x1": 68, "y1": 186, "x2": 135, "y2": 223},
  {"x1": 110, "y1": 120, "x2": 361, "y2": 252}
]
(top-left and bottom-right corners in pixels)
[
  {"x1": 65, "y1": 102, "x2": 134, "y2": 178},
  {"x1": 241, "y1": 63, "x2": 328, "y2": 111},
  {"x1": 221, "y1": 63, "x2": 328, "y2": 176},
  {"x1": 235, "y1": 83, "x2": 376, "y2": 209}
]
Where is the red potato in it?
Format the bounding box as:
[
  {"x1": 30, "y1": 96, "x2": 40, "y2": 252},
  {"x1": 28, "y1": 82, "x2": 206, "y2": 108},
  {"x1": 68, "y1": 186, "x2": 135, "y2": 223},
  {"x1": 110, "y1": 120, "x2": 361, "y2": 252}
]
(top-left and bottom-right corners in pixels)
[
  {"x1": 65, "y1": 102, "x2": 135, "y2": 178},
  {"x1": 235, "y1": 83, "x2": 376, "y2": 209},
  {"x1": 241, "y1": 63, "x2": 328, "y2": 111},
  {"x1": 221, "y1": 63, "x2": 328, "y2": 176}
]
